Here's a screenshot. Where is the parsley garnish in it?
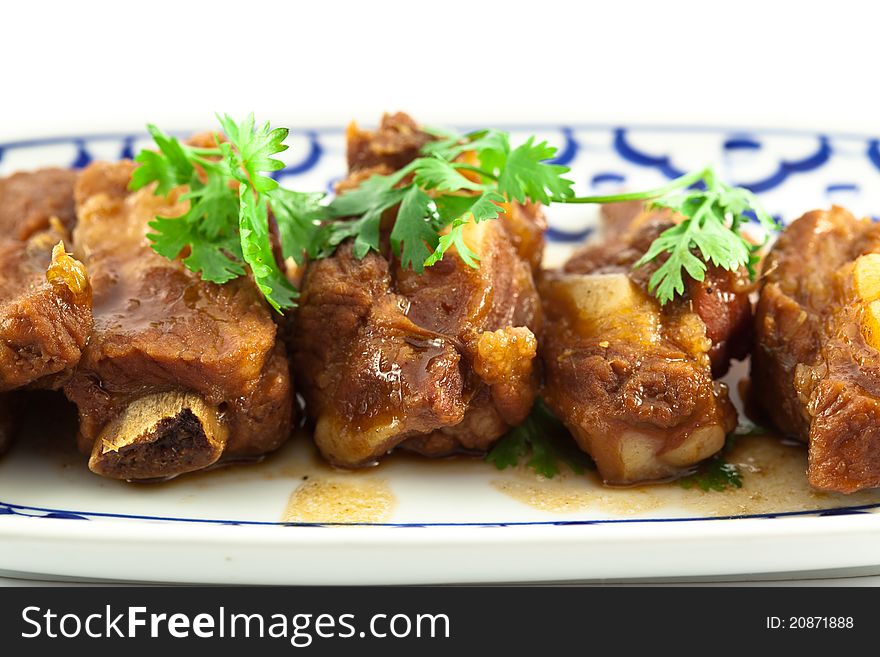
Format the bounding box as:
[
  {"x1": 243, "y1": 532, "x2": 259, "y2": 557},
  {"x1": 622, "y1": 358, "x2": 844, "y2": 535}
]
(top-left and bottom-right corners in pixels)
[
  {"x1": 679, "y1": 459, "x2": 743, "y2": 493},
  {"x1": 326, "y1": 129, "x2": 776, "y2": 305},
  {"x1": 487, "y1": 400, "x2": 594, "y2": 478},
  {"x1": 552, "y1": 166, "x2": 779, "y2": 305},
  {"x1": 678, "y1": 432, "x2": 744, "y2": 492},
  {"x1": 134, "y1": 115, "x2": 777, "y2": 310},
  {"x1": 131, "y1": 115, "x2": 325, "y2": 312},
  {"x1": 323, "y1": 128, "x2": 574, "y2": 271}
]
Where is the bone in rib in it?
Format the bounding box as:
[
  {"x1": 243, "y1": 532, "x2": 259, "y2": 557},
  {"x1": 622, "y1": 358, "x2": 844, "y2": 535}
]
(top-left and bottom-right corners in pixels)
[{"x1": 65, "y1": 160, "x2": 293, "y2": 480}]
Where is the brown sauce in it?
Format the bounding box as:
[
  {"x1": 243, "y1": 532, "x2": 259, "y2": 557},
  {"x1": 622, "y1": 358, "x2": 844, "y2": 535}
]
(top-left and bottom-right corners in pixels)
[
  {"x1": 282, "y1": 478, "x2": 395, "y2": 523},
  {"x1": 491, "y1": 433, "x2": 880, "y2": 517},
  {"x1": 7, "y1": 391, "x2": 880, "y2": 522}
]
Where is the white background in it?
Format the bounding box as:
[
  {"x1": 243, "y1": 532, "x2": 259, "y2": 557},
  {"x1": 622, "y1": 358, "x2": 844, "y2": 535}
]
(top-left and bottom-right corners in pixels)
[
  {"x1": 1, "y1": 0, "x2": 878, "y2": 138},
  {"x1": 1, "y1": 0, "x2": 879, "y2": 585}
]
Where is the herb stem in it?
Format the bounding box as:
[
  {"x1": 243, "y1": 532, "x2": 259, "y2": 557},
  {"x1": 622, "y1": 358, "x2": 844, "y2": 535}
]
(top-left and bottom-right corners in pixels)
[
  {"x1": 551, "y1": 166, "x2": 711, "y2": 205},
  {"x1": 453, "y1": 163, "x2": 499, "y2": 181}
]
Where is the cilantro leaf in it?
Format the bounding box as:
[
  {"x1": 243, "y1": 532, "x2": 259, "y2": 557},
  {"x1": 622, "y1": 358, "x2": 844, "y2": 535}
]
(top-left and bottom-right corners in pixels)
[
  {"x1": 217, "y1": 113, "x2": 287, "y2": 193},
  {"x1": 425, "y1": 191, "x2": 505, "y2": 267},
  {"x1": 487, "y1": 400, "x2": 594, "y2": 478},
  {"x1": 679, "y1": 459, "x2": 743, "y2": 492},
  {"x1": 550, "y1": 165, "x2": 779, "y2": 305},
  {"x1": 181, "y1": 174, "x2": 240, "y2": 239},
  {"x1": 269, "y1": 188, "x2": 328, "y2": 264},
  {"x1": 411, "y1": 156, "x2": 485, "y2": 192},
  {"x1": 238, "y1": 186, "x2": 298, "y2": 312},
  {"x1": 130, "y1": 125, "x2": 195, "y2": 195},
  {"x1": 134, "y1": 114, "x2": 321, "y2": 313},
  {"x1": 323, "y1": 125, "x2": 575, "y2": 272},
  {"x1": 497, "y1": 137, "x2": 575, "y2": 204},
  {"x1": 326, "y1": 173, "x2": 409, "y2": 259},
  {"x1": 679, "y1": 428, "x2": 745, "y2": 492},
  {"x1": 427, "y1": 218, "x2": 480, "y2": 268},
  {"x1": 389, "y1": 185, "x2": 438, "y2": 271},
  {"x1": 147, "y1": 215, "x2": 245, "y2": 284}
]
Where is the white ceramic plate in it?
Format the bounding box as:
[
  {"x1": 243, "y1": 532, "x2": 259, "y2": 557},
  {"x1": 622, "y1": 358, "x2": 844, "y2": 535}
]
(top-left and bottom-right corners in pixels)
[{"x1": 2, "y1": 123, "x2": 880, "y2": 584}]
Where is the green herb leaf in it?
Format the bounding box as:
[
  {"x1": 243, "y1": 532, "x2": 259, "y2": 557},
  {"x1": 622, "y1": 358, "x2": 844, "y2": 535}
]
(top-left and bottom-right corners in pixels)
[
  {"x1": 487, "y1": 400, "x2": 594, "y2": 478},
  {"x1": 424, "y1": 191, "x2": 505, "y2": 267},
  {"x1": 238, "y1": 186, "x2": 298, "y2": 312},
  {"x1": 412, "y1": 156, "x2": 485, "y2": 192},
  {"x1": 181, "y1": 174, "x2": 240, "y2": 239},
  {"x1": 269, "y1": 188, "x2": 328, "y2": 264},
  {"x1": 216, "y1": 113, "x2": 287, "y2": 193},
  {"x1": 497, "y1": 137, "x2": 575, "y2": 204},
  {"x1": 147, "y1": 214, "x2": 246, "y2": 284},
  {"x1": 326, "y1": 126, "x2": 575, "y2": 271},
  {"x1": 389, "y1": 186, "x2": 438, "y2": 272},
  {"x1": 135, "y1": 114, "x2": 320, "y2": 312},
  {"x1": 679, "y1": 429, "x2": 745, "y2": 492},
  {"x1": 551, "y1": 166, "x2": 780, "y2": 305},
  {"x1": 130, "y1": 125, "x2": 196, "y2": 195},
  {"x1": 679, "y1": 459, "x2": 743, "y2": 492}
]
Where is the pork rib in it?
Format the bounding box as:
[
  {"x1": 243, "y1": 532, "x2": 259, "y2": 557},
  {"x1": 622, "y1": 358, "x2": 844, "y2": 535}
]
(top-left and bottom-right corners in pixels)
[
  {"x1": 65, "y1": 161, "x2": 293, "y2": 480},
  {"x1": 293, "y1": 113, "x2": 543, "y2": 466},
  {"x1": 541, "y1": 211, "x2": 746, "y2": 485},
  {"x1": 0, "y1": 169, "x2": 91, "y2": 393},
  {"x1": 753, "y1": 206, "x2": 880, "y2": 492}
]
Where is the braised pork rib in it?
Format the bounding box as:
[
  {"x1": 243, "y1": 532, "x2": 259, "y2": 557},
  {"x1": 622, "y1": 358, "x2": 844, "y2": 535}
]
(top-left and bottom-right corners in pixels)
[
  {"x1": 0, "y1": 169, "x2": 92, "y2": 453},
  {"x1": 293, "y1": 113, "x2": 544, "y2": 466},
  {"x1": 753, "y1": 206, "x2": 880, "y2": 493},
  {"x1": 540, "y1": 206, "x2": 749, "y2": 484},
  {"x1": 64, "y1": 161, "x2": 293, "y2": 480}
]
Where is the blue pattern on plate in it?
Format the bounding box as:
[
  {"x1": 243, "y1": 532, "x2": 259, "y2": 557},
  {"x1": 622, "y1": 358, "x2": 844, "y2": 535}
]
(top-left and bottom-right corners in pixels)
[
  {"x1": 3, "y1": 499, "x2": 880, "y2": 527},
  {"x1": 1, "y1": 124, "x2": 879, "y2": 226}
]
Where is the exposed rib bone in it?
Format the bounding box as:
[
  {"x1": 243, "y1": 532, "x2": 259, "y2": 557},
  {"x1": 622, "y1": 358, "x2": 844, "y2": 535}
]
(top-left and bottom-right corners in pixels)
[{"x1": 88, "y1": 391, "x2": 228, "y2": 481}]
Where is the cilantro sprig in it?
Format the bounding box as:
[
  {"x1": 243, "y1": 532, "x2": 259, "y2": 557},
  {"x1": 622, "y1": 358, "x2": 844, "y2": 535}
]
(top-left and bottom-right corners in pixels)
[
  {"x1": 131, "y1": 115, "x2": 325, "y2": 312},
  {"x1": 678, "y1": 431, "x2": 748, "y2": 493},
  {"x1": 679, "y1": 459, "x2": 743, "y2": 493},
  {"x1": 134, "y1": 114, "x2": 778, "y2": 311},
  {"x1": 323, "y1": 128, "x2": 575, "y2": 271},
  {"x1": 325, "y1": 128, "x2": 777, "y2": 305},
  {"x1": 487, "y1": 400, "x2": 594, "y2": 478},
  {"x1": 552, "y1": 167, "x2": 779, "y2": 305}
]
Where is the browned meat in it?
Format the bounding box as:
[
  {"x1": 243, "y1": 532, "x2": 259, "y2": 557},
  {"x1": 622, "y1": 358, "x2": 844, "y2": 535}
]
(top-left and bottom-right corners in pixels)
[
  {"x1": 293, "y1": 113, "x2": 543, "y2": 466},
  {"x1": 65, "y1": 160, "x2": 293, "y2": 480},
  {"x1": 588, "y1": 203, "x2": 753, "y2": 377},
  {"x1": 0, "y1": 168, "x2": 78, "y2": 241},
  {"x1": 346, "y1": 112, "x2": 431, "y2": 173},
  {"x1": 542, "y1": 214, "x2": 745, "y2": 485},
  {"x1": 753, "y1": 206, "x2": 880, "y2": 493},
  {"x1": 0, "y1": 171, "x2": 92, "y2": 393}
]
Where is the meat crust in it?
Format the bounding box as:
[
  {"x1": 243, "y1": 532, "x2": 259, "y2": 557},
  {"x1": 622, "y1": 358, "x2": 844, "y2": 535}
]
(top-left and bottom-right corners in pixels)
[{"x1": 753, "y1": 206, "x2": 880, "y2": 492}]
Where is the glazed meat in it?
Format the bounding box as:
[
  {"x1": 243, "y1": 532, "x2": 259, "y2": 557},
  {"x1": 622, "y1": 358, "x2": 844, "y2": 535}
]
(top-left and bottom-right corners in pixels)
[
  {"x1": 0, "y1": 170, "x2": 92, "y2": 393},
  {"x1": 753, "y1": 206, "x2": 880, "y2": 493},
  {"x1": 0, "y1": 168, "x2": 90, "y2": 456},
  {"x1": 541, "y1": 206, "x2": 749, "y2": 485},
  {"x1": 293, "y1": 113, "x2": 543, "y2": 466},
  {"x1": 65, "y1": 161, "x2": 293, "y2": 480},
  {"x1": 0, "y1": 168, "x2": 78, "y2": 241}
]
